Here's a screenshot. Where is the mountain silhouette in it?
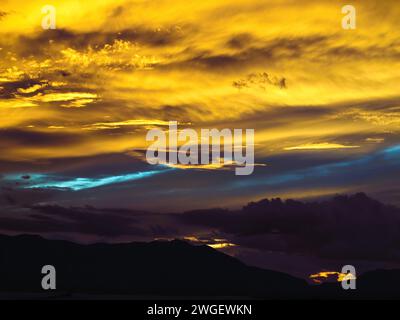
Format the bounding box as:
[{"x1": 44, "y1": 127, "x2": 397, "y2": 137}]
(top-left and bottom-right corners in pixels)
[
  {"x1": 0, "y1": 234, "x2": 307, "y2": 298},
  {"x1": 1, "y1": 233, "x2": 400, "y2": 299},
  {"x1": 2, "y1": 191, "x2": 400, "y2": 299}
]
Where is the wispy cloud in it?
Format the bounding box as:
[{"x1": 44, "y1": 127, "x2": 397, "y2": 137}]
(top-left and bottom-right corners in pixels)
[
  {"x1": 284, "y1": 143, "x2": 360, "y2": 151},
  {"x1": 6, "y1": 169, "x2": 168, "y2": 191}
]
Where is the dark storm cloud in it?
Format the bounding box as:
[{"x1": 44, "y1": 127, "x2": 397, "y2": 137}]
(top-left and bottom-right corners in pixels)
[
  {"x1": 1, "y1": 192, "x2": 400, "y2": 267},
  {"x1": 178, "y1": 193, "x2": 400, "y2": 262}
]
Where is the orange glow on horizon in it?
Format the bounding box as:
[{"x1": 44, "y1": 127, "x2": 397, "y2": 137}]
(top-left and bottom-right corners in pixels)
[{"x1": 309, "y1": 271, "x2": 356, "y2": 284}]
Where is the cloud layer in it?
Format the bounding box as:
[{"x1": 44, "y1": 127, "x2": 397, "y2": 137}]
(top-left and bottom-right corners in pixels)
[{"x1": 0, "y1": 0, "x2": 400, "y2": 277}]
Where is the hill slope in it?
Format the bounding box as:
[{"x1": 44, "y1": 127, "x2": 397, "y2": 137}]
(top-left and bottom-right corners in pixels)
[{"x1": 0, "y1": 234, "x2": 307, "y2": 298}]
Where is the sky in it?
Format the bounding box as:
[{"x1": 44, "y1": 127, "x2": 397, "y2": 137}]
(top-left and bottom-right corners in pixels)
[{"x1": 0, "y1": 0, "x2": 400, "y2": 279}]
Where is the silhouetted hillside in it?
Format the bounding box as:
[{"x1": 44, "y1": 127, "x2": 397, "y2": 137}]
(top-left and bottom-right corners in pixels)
[
  {"x1": 0, "y1": 234, "x2": 307, "y2": 298},
  {"x1": 1, "y1": 234, "x2": 400, "y2": 299}
]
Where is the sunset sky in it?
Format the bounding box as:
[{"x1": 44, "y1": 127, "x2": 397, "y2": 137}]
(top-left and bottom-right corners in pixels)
[{"x1": 0, "y1": 0, "x2": 400, "y2": 278}]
